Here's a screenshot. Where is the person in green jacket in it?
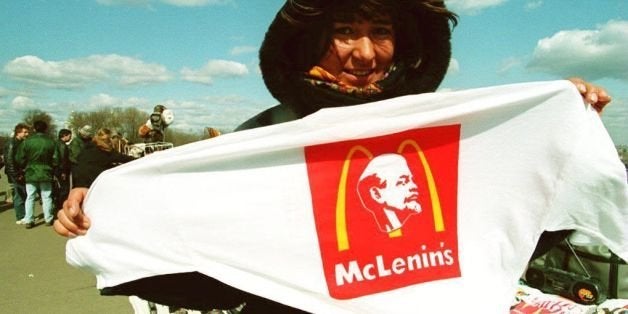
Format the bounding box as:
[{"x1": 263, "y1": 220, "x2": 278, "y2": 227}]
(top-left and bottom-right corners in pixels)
[{"x1": 16, "y1": 120, "x2": 59, "y2": 229}]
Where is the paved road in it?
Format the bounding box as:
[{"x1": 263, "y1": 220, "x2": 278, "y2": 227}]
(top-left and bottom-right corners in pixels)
[{"x1": 0, "y1": 172, "x2": 130, "y2": 313}]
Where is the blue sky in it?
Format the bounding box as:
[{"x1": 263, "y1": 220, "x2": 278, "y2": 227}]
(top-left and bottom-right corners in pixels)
[{"x1": 1, "y1": 0, "x2": 626, "y2": 145}]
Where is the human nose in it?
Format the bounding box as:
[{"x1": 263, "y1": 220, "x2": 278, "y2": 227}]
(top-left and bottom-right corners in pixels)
[
  {"x1": 409, "y1": 181, "x2": 418, "y2": 193},
  {"x1": 352, "y1": 36, "x2": 375, "y2": 62}
]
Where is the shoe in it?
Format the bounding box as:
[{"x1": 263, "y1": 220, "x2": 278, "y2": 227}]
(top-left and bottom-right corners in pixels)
[
  {"x1": 45, "y1": 220, "x2": 54, "y2": 226},
  {"x1": 25, "y1": 222, "x2": 35, "y2": 229},
  {"x1": 16, "y1": 219, "x2": 26, "y2": 225}
]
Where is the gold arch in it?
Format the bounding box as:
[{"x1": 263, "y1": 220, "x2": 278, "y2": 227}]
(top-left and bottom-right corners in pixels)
[
  {"x1": 334, "y1": 140, "x2": 445, "y2": 252},
  {"x1": 336, "y1": 145, "x2": 372, "y2": 251},
  {"x1": 398, "y1": 140, "x2": 445, "y2": 232}
]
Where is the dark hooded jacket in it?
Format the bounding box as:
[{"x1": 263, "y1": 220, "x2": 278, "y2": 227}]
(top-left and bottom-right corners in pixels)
[{"x1": 237, "y1": 0, "x2": 454, "y2": 131}]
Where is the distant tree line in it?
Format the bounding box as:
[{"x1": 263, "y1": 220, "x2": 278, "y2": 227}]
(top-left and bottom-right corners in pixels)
[{"x1": 0, "y1": 107, "x2": 214, "y2": 149}]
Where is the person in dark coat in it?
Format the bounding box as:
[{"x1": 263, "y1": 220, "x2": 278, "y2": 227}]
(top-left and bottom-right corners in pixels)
[
  {"x1": 54, "y1": 0, "x2": 612, "y2": 312},
  {"x1": 53, "y1": 129, "x2": 72, "y2": 212},
  {"x1": 68, "y1": 125, "x2": 93, "y2": 169},
  {"x1": 3, "y1": 123, "x2": 30, "y2": 224},
  {"x1": 72, "y1": 128, "x2": 136, "y2": 189}
]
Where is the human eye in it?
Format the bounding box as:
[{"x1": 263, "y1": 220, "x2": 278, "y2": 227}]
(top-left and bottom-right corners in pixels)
[
  {"x1": 396, "y1": 176, "x2": 410, "y2": 186},
  {"x1": 372, "y1": 25, "x2": 393, "y2": 39},
  {"x1": 333, "y1": 25, "x2": 354, "y2": 36}
]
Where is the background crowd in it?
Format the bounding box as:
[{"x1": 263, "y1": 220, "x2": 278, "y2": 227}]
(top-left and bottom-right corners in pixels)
[{"x1": 1, "y1": 121, "x2": 135, "y2": 229}]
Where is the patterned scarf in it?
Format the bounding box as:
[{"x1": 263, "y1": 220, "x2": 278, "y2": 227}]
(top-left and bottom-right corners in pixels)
[{"x1": 304, "y1": 65, "x2": 397, "y2": 98}]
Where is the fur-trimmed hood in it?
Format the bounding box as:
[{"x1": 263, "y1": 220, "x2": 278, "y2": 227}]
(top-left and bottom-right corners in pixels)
[{"x1": 259, "y1": 0, "x2": 455, "y2": 118}]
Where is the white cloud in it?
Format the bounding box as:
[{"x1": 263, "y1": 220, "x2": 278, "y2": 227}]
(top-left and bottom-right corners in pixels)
[
  {"x1": 527, "y1": 20, "x2": 628, "y2": 81},
  {"x1": 91, "y1": 54, "x2": 172, "y2": 85},
  {"x1": 497, "y1": 57, "x2": 522, "y2": 75},
  {"x1": 524, "y1": 0, "x2": 543, "y2": 10},
  {"x1": 11, "y1": 96, "x2": 36, "y2": 110},
  {"x1": 445, "y1": 0, "x2": 506, "y2": 15},
  {"x1": 89, "y1": 93, "x2": 122, "y2": 107},
  {"x1": 3, "y1": 54, "x2": 172, "y2": 89},
  {"x1": 4, "y1": 56, "x2": 101, "y2": 89},
  {"x1": 230, "y1": 45, "x2": 258, "y2": 56},
  {"x1": 447, "y1": 58, "x2": 460, "y2": 75},
  {"x1": 180, "y1": 59, "x2": 249, "y2": 85},
  {"x1": 86, "y1": 93, "x2": 152, "y2": 109}
]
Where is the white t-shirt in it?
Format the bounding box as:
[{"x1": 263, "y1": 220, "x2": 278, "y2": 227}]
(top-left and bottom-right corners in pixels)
[{"x1": 66, "y1": 80, "x2": 628, "y2": 313}]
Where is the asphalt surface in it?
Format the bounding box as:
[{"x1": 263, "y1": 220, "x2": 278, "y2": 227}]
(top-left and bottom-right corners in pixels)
[{"x1": 0, "y1": 171, "x2": 131, "y2": 313}]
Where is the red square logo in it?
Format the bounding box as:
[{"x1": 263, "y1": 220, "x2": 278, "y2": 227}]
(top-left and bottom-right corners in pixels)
[{"x1": 305, "y1": 125, "x2": 461, "y2": 299}]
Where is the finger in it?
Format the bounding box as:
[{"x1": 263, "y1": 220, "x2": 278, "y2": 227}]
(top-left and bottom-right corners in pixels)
[
  {"x1": 592, "y1": 103, "x2": 605, "y2": 114},
  {"x1": 53, "y1": 220, "x2": 76, "y2": 238},
  {"x1": 64, "y1": 201, "x2": 89, "y2": 228},
  {"x1": 56, "y1": 209, "x2": 83, "y2": 236},
  {"x1": 587, "y1": 88, "x2": 612, "y2": 111},
  {"x1": 67, "y1": 203, "x2": 91, "y2": 229},
  {"x1": 66, "y1": 198, "x2": 82, "y2": 218},
  {"x1": 56, "y1": 206, "x2": 88, "y2": 236},
  {"x1": 586, "y1": 91, "x2": 599, "y2": 105},
  {"x1": 568, "y1": 77, "x2": 586, "y2": 93},
  {"x1": 596, "y1": 89, "x2": 612, "y2": 105}
]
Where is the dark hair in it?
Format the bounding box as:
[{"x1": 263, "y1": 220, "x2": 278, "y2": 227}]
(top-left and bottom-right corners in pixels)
[
  {"x1": 276, "y1": 0, "x2": 458, "y2": 71},
  {"x1": 14, "y1": 123, "x2": 30, "y2": 134},
  {"x1": 33, "y1": 120, "x2": 48, "y2": 133},
  {"x1": 58, "y1": 128, "x2": 72, "y2": 139}
]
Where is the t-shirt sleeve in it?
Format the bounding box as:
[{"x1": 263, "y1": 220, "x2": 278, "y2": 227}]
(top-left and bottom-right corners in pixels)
[{"x1": 547, "y1": 109, "x2": 628, "y2": 260}]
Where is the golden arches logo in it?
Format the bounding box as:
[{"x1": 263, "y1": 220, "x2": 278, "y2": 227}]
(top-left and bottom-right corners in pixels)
[
  {"x1": 335, "y1": 140, "x2": 445, "y2": 251},
  {"x1": 398, "y1": 140, "x2": 445, "y2": 233}
]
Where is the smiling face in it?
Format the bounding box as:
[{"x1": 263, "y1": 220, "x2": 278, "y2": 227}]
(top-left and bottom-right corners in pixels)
[{"x1": 317, "y1": 15, "x2": 395, "y2": 87}]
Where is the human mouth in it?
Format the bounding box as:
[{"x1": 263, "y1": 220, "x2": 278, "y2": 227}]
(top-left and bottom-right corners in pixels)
[{"x1": 347, "y1": 69, "x2": 372, "y2": 77}]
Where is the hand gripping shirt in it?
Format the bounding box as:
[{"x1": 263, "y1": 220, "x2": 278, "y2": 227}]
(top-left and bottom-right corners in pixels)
[{"x1": 66, "y1": 81, "x2": 628, "y2": 313}]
